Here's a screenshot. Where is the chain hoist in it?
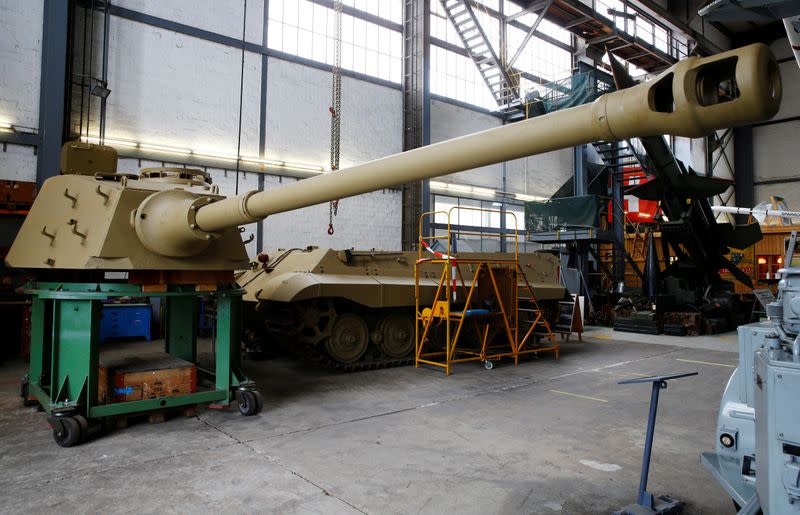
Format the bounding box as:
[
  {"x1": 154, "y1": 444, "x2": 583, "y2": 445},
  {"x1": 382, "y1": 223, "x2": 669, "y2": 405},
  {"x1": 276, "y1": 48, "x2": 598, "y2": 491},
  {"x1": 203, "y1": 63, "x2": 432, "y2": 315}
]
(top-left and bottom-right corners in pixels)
[{"x1": 327, "y1": 0, "x2": 343, "y2": 235}]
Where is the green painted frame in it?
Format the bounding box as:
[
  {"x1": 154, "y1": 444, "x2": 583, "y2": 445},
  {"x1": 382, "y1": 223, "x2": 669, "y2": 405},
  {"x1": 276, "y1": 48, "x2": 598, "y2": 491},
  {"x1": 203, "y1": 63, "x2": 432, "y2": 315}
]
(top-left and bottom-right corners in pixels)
[{"x1": 22, "y1": 282, "x2": 253, "y2": 419}]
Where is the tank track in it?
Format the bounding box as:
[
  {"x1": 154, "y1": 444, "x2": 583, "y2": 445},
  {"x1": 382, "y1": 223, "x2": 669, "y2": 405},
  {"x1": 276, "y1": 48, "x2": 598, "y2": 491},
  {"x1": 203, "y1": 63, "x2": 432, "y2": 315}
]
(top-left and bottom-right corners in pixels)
[{"x1": 301, "y1": 345, "x2": 413, "y2": 373}]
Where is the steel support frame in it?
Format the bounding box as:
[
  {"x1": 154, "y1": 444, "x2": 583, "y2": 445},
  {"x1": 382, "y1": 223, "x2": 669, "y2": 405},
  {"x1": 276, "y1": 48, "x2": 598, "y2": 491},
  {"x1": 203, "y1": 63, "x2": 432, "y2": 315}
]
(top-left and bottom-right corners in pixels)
[
  {"x1": 401, "y1": 0, "x2": 432, "y2": 250},
  {"x1": 256, "y1": 0, "x2": 270, "y2": 253},
  {"x1": 415, "y1": 259, "x2": 520, "y2": 375},
  {"x1": 24, "y1": 283, "x2": 251, "y2": 420},
  {"x1": 733, "y1": 126, "x2": 755, "y2": 225},
  {"x1": 466, "y1": 0, "x2": 572, "y2": 52},
  {"x1": 507, "y1": 0, "x2": 554, "y2": 69},
  {"x1": 36, "y1": 0, "x2": 71, "y2": 187},
  {"x1": 611, "y1": 152, "x2": 626, "y2": 285},
  {"x1": 706, "y1": 128, "x2": 735, "y2": 209},
  {"x1": 630, "y1": 0, "x2": 726, "y2": 56}
]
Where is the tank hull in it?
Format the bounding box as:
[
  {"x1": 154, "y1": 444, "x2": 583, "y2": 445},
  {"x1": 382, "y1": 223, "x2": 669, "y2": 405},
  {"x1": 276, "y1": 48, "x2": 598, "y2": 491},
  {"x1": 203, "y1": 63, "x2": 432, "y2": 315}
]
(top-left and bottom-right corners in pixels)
[{"x1": 238, "y1": 248, "x2": 565, "y2": 368}]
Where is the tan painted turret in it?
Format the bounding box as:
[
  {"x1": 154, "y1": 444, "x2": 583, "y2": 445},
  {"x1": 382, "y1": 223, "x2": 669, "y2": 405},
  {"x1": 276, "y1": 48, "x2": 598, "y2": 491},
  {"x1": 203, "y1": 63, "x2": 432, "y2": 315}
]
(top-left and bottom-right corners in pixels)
[{"x1": 6, "y1": 43, "x2": 782, "y2": 271}]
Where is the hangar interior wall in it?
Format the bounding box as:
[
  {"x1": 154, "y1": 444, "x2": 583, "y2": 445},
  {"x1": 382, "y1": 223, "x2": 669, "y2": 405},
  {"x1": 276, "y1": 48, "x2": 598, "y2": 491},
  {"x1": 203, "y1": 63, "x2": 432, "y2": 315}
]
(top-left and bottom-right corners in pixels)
[
  {"x1": 2, "y1": 0, "x2": 792, "y2": 255},
  {"x1": 753, "y1": 37, "x2": 800, "y2": 210}
]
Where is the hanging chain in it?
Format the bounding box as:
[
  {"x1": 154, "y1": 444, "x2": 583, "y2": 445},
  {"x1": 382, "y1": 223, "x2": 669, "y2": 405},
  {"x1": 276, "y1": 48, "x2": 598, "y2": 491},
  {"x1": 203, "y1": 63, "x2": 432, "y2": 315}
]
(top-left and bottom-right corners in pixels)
[{"x1": 328, "y1": 0, "x2": 343, "y2": 235}]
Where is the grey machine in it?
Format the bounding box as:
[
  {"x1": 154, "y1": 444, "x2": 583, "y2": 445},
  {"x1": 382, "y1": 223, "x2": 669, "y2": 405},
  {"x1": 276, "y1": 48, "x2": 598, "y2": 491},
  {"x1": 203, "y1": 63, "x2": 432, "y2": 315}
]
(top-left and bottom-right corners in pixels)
[{"x1": 702, "y1": 232, "x2": 800, "y2": 514}]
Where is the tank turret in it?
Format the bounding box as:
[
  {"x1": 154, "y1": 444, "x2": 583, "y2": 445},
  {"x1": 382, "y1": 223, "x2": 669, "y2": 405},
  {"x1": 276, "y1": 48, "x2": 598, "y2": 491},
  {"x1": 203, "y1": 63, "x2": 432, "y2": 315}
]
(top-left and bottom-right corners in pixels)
[{"x1": 6, "y1": 43, "x2": 782, "y2": 272}]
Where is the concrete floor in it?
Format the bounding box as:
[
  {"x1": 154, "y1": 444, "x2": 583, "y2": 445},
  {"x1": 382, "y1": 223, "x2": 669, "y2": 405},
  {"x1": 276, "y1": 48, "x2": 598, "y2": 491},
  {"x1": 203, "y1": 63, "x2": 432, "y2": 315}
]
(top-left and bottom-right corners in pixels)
[{"x1": 0, "y1": 328, "x2": 739, "y2": 514}]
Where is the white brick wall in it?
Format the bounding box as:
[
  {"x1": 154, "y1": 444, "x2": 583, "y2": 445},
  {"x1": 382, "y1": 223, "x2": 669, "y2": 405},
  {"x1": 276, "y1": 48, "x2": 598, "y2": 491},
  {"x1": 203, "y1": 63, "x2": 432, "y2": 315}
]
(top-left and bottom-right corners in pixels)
[
  {"x1": 0, "y1": 0, "x2": 43, "y2": 182},
  {"x1": 259, "y1": 175, "x2": 402, "y2": 252},
  {"x1": 430, "y1": 98, "x2": 573, "y2": 198},
  {"x1": 114, "y1": 0, "x2": 265, "y2": 45},
  {"x1": 90, "y1": 13, "x2": 406, "y2": 254}
]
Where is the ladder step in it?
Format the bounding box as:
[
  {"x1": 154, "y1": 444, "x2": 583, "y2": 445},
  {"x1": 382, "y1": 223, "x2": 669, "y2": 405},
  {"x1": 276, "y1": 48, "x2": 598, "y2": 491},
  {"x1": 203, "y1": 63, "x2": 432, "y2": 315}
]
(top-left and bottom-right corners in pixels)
[{"x1": 518, "y1": 308, "x2": 542, "y2": 313}]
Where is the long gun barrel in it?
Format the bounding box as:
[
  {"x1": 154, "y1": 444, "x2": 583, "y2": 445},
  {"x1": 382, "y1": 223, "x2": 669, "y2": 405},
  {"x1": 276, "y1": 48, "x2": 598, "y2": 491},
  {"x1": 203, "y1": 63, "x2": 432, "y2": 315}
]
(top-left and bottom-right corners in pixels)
[
  {"x1": 5, "y1": 44, "x2": 782, "y2": 270},
  {"x1": 188, "y1": 43, "x2": 780, "y2": 237}
]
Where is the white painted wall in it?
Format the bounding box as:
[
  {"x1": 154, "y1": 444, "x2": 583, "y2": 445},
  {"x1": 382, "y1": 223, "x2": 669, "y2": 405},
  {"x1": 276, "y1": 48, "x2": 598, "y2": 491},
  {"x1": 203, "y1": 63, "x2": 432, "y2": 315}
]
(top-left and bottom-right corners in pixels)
[
  {"x1": 103, "y1": 16, "x2": 263, "y2": 157},
  {"x1": 0, "y1": 0, "x2": 43, "y2": 181},
  {"x1": 112, "y1": 49, "x2": 404, "y2": 254},
  {"x1": 430, "y1": 98, "x2": 573, "y2": 197},
  {"x1": 261, "y1": 57, "x2": 403, "y2": 251},
  {"x1": 753, "y1": 37, "x2": 800, "y2": 209},
  {"x1": 72, "y1": 1, "x2": 402, "y2": 254},
  {"x1": 114, "y1": 0, "x2": 265, "y2": 45}
]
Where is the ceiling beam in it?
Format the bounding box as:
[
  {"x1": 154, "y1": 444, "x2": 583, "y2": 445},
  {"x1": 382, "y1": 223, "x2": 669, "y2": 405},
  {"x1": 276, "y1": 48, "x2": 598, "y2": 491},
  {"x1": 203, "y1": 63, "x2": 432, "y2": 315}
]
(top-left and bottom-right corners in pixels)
[
  {"x1": 507, "y1": 0, "x2": 554, "y2": 68},
  {"x1": 630, "y1": 0, "x2": 726, "y2": 54},
  {"x1": 506, "y1": 0, "x2": 548, "y2": 22}
]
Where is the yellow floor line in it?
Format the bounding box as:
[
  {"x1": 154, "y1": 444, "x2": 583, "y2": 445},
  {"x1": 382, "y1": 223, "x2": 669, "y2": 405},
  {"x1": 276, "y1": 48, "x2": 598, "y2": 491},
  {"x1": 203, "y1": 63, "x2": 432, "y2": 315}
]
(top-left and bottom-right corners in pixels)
[
  {"x1": 550, "y1": 389, "x2": 608, "y2": 403},
  {"x1": 676, "y1": 358, "x2": 735, "y2": 368},
  {"x1": 591, "y1": 334, "x2": 612, "y2": 340}
]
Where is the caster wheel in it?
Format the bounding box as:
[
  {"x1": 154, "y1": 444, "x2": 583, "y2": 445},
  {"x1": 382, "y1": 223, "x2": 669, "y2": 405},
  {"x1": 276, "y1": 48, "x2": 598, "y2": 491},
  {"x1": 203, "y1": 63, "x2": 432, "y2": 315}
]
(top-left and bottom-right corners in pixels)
[
  {"x1": 52, "y1": 417, "x2": 82, "y2": 447},
  {"x1": 238, "y1": 390, "x2": 263, "y2": 416},
  {"x1": 74, "y1": 415, "x2": 89, "y2": 443},
  {"x1": 484, "y1": 361, "x2": 494, "y2": 370},
  {"x1": 20, "y1": 379, "x2": 37, "y2": 408}
]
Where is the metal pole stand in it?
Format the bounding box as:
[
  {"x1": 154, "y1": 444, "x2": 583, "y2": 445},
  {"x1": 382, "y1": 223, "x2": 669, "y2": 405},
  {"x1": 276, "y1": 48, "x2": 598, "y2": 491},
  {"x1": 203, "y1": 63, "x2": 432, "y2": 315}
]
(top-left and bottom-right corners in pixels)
[{"x1": 614, "y1": 371, "x2": 698, "y2": 515}]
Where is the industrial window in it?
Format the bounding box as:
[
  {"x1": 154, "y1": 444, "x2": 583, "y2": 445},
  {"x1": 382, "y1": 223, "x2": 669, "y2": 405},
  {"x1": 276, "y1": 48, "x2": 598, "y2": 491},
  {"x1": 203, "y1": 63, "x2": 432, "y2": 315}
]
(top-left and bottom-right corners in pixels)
[
  {"x1": 590, "y1": 0, "x2": 687, "y2": 59},
  {"x1": 503, "y1": 3, "x2": 571, "y2": 46},
  {"x1": 507, "y1": 28, "x2": 572, "y2": 82},
  {"x1": 430, "y1": 46, "x2": 498, "y2": 110},
  {"x1": 598, "y1": 52, "x2": 647, "y2": 78},
  {"x1": 432, "y1": 194, "x2": 529, "y2": 252},
  {"x1": 430, "y1": 1, "x2": 573, "y2": 110},
  {"x1": 341, "y1": 0, "x2": 403, "y2": 24},
  {"x1": 433, "y1": 195, "x2": 524, "y2": 230},
  {"x1": 268, "y1": 0, "x2": 402, "y2": 83}
]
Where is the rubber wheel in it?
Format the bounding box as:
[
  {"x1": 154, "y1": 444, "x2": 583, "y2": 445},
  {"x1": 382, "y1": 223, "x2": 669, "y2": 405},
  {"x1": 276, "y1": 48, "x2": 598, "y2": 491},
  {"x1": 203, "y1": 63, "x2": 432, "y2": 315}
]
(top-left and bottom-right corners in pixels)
[
  {"x1": 238, "y1": 390, "x2": 262, "y2": 416},
  {"x1": 253, "y1": 390, "x2": 263, "y2": 413},
  {"x1": 52, "y1": 417, "x2": 82, "y2": 447},
  {"x1": 20, "y1": 380, "x2": 37, "y2": 407},
  {"x1": 484, "y1": 361, "x2": 494, "y2": 370},
  {"x1": 74, "y1": 415, "x2": 89, "y2": 443}
]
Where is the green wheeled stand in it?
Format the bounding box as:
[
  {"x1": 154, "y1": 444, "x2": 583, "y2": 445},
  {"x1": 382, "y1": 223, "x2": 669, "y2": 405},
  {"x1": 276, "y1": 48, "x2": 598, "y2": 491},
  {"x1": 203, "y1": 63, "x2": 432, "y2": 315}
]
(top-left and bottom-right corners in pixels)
[{"x1": 19, "y1": 282, "x2": 262, "y2": 447}]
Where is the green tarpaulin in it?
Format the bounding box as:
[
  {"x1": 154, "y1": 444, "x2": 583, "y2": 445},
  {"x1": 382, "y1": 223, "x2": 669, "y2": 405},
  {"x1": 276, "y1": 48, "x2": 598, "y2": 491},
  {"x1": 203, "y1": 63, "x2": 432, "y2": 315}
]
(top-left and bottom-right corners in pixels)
[{"x1": 525, "y1": 195, "x2": 603, "y2": 232}]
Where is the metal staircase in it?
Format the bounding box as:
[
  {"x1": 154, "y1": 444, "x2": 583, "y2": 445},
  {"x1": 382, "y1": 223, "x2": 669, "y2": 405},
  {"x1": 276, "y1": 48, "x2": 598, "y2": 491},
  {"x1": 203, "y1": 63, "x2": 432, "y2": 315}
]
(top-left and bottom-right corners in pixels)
[
  {"x1": 592, "y1": 140, "x2": 650, "y2": 179},
  {"x1": 439, "y1": 0, "x2": 519, "y2": 107}
]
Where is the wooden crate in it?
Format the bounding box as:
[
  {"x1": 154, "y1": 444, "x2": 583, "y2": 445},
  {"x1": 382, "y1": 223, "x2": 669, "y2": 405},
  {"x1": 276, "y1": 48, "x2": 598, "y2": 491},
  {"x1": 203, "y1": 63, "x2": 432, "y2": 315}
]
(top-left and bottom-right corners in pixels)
[{"x1": 98, "y1": 355, "x2": 196, "y2": 404}]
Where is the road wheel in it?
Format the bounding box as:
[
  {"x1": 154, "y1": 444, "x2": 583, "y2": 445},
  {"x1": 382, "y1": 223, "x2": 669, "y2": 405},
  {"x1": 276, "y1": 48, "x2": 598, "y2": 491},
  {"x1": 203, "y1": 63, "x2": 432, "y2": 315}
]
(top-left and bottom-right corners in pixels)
[
  {"x1": 374, "y1": 313, "x2": 415, "y2": 358},
  {"x1": 296, "y1": 299, "x2": 336, "y2": 345},
  {"x1": 325, "y1": 314, "x2": 369, "y2": 363}
]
